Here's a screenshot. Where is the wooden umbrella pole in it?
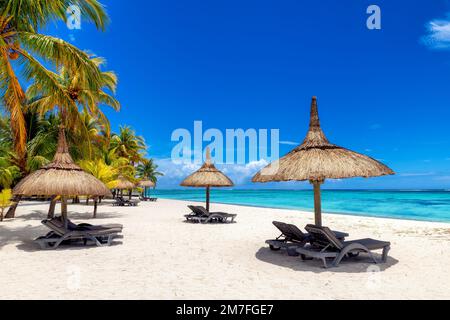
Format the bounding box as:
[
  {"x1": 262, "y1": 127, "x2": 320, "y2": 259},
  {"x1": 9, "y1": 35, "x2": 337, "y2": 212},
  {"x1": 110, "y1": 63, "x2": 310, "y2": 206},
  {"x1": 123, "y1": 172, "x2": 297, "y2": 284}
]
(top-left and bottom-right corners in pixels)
[
  {"x1": 311, "y1": 180, "x2": 324, "y2": 226},
  {"x1": 206, "y1": 186, "x2": 210, "y2": 212},
  {"x1": 61, "y1": 196, "x2": 68, "y2": 228},
  {"x1": 93, "y1": 197, "x2": 98, "y2": 218}
]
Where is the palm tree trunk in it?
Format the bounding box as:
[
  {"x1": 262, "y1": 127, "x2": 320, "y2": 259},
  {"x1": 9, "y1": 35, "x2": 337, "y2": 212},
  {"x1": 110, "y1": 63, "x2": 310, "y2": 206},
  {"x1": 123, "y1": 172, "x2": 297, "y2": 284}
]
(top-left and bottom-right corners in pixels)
[{"x1": 5, "y1": 195, "x2": 21, "y2": 219}]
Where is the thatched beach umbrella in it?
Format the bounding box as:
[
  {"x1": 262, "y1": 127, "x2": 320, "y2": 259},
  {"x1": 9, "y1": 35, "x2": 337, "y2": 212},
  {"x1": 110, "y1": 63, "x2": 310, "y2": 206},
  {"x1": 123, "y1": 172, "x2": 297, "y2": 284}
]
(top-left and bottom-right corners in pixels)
[
  {"x1": 180, "y1": 148, "x2": 234, "y2": 211},
  {"x1": 13, "y1": 126, "x2": 112, "y2": 223},
  {"x1": 252, "y1": 97, "x2": 394, "y2": 226},
  {"x1": 114, "y1": 176, "x2": 135, "y2": 198},
  {"x1": 115, "y1": 176, "x2": 135, "y2": 190},
  {"x1": 138, "y1": 180, "x2": 155, "y2": 197}
]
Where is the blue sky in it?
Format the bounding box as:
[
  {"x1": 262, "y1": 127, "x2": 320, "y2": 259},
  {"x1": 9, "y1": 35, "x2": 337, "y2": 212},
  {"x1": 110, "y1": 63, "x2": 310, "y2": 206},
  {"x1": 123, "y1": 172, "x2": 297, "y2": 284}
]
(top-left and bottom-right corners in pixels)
[{"x1": 42, "y1": 0, "x2": 450, "y2": 189}]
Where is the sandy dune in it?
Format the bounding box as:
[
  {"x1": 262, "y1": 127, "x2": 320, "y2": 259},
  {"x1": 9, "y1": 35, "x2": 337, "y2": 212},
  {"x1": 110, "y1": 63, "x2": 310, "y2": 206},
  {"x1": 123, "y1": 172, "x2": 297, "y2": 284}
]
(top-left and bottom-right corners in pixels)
[{"x1": 0, "y1": 198, "x2": 449, "y2": 299}]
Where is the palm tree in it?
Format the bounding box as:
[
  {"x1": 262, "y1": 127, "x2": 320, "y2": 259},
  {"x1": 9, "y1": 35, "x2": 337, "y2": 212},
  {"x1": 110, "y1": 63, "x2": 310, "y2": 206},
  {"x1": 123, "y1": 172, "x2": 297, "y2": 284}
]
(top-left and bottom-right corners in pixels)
[
  {"x1": 110, "y1": 126, "x2": 146, "y2": 165},
  {"x1": 26, "y1": 56, "x2": 119, "y2": 134},
  {"x1": 137, "y1": 159, "x2": 162, "y2": 198},
  {"x1": 0, "y1": 0, "x2": 109, "y2": 171},
  {"x1": 0, "y1": 157, "x2": 20, "y2": 189},
  {"x1": 137, "y1": 159, "x2": 163, "y2": 183}
]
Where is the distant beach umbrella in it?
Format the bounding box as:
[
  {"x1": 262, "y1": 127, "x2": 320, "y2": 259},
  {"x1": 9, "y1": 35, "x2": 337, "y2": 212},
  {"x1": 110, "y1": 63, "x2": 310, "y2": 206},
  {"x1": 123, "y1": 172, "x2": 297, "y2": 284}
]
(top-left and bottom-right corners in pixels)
[
  {"x1": 180, "y1": 148, "x2": 234, "y2": 211},
  {"x1": 138, "y1": 180, "x2": 155, "y2": 188},
  {"x1": 13, "y1": 126, "x2": 112, "y2": 223},
  {"x1": 252, "y1": 96, "x2": 394, "y2": 226},
  {"x1": 138, "y1": 180, "x2": 155, "y2": 197},
  {"x1": 114, "y1": 175, "x2": 136, "y2": 199},
  {"x1": 115, "y1": 176, "x2": 136, "y2": 190}
]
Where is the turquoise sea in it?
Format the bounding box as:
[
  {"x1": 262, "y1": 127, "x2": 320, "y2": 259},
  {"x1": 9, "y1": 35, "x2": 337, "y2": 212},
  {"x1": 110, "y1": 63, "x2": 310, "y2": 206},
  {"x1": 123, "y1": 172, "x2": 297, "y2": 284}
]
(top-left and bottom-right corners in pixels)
[{"x1": 149, "y1": 189, "x2": 450, "y2": 223}]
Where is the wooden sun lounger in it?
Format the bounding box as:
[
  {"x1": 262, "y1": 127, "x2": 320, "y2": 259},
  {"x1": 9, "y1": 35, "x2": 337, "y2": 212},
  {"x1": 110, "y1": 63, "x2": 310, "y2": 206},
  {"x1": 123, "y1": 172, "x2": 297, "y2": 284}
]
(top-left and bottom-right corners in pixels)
[
  {"x1": 113, "y1": 196, "x2": 140, "y2": 207},
  {"x1": 139, "y1": 196, "x2": 158, "y2": 202},
  {"x1": 66, "y1": 219, "x2": 123, "y2": 232},
  {"x1": 184, "y1": 205, "x2": 202, "y2": 221},
  {"x1": 184, "y1": 205, "x2": 237, "y2": 223},
  {"x1": 295, "y1": 224, "x2": 391, "y2": 268},
  {"x1": 35, "y1": 217, "x2": 122, "y2": 250},
  {"x1": 266, "y1": 221, "x2": 349, "y2": 256}
]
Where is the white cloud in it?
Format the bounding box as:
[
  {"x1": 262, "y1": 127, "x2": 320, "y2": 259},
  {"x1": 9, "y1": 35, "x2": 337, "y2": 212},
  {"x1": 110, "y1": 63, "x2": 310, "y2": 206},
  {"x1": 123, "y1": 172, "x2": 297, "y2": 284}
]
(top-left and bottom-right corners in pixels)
[
  {"x1": 434, "y1": 175, "x2": 450, "y2": 181},
  {"x1": 153, "y1": 158, "x2": 200, "y2": 187},
  {"x1": 154, "y1": 158, "x2": 269, "y2": 187},
  {"x1": 421, "y1": 16, "x2": 450, "y2": 49},
  {"x1": 280, "y1": 140, "x2": 299, "y2": 146},
  {"x1": 221, "y1": 159, "x2": 269, "y2": 184},
  {"x1": 399, "y1": 172, "x2": 435, "y2": 177}
]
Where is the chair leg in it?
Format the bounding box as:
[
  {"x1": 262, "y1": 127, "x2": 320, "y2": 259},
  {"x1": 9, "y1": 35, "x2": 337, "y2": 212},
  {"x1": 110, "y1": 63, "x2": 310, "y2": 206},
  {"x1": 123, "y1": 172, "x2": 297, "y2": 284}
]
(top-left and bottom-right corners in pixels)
[
  {"x1": 381, "y1": 246, "x2": 390, "y2": 263},
  {"x1": 332, "y1": 251, "x2": 348, "y2": 267}
]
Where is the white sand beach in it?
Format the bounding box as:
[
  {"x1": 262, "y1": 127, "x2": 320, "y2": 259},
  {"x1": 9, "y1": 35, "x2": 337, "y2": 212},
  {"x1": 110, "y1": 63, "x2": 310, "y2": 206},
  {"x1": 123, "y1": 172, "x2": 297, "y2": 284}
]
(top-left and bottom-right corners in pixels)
[{"x1": 1, "y1": 198, "x2": 449, "y2": 300}]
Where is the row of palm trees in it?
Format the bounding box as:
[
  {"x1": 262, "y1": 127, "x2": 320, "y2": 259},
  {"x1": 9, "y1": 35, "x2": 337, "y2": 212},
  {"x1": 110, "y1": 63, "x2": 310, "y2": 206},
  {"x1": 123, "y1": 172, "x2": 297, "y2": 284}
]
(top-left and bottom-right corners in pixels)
[
  {"x1": 0, "y1": 110, "x2": 162, "y2": 187},
  {"x1": 0, "y1": 2, "x2": 162, "y2": 205}
]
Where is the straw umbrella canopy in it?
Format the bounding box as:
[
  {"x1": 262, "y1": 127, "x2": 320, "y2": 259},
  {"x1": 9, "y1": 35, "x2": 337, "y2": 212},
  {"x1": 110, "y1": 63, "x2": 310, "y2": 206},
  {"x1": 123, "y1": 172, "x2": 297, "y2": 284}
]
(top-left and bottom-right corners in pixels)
[
  {"x1": 13, "y1": 126, "x2": 112, "y2": 223},
  {"x1": 138, "y1": 180, "x2": 155, "y2": 188},
  {"x1": 115, "y1": 176, "x2": 136, "y2": 189},
  {"x1": 138, "y1": 180, "x2": 155, "y2": 197},
  {"x1": 252, "y1": 96, "x2": 394, "y2": 226},
  {"x1": 114, "y1": 175, "x2": 136, "y2": 198},
  {"x1": 180, "y1": 148, "x2": 234, "y2": 211}
]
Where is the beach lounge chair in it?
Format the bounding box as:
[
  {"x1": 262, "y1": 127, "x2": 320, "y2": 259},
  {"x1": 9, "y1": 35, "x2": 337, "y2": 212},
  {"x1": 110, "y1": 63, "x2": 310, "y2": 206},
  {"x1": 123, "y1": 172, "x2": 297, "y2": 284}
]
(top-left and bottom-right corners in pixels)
[
  {"x1": 113, "y1": 196, "x2": 140, "y2": 207},
  {"x1": 139, "y1": 196, "x2": 158, "y2": 202},
  {"x1": 266, "y1": 221, "x2": 349, "y2": 256},
  {"x1": 112, "y1": 197, "x2": 126, "y2": 206},
  {"x1": 295, "y1": 224, "x2": 391, "y2": 268},
  {"x1": 35, "y1": 217, "x2": 122, "y2": 250},
  {"x1": 66, "y1": 218, "x2": 123, "y2": 232},
  {"x1": 184, "y1": 205, "x2": 202, "y2": 221},
  {"x1": 184, "y1": 205, "x2": 237, "y2": 223}
]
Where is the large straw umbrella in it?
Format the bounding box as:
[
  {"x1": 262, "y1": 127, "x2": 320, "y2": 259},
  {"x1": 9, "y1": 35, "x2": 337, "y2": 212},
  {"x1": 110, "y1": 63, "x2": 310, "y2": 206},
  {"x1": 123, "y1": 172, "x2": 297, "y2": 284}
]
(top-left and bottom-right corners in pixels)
[
  {"x1": 252, "y1": 97, "x2": 394, "y2": 226},
  {"x1": 180, "y1": 148, "x2": 234, "y2": 211},
  {"x1": 13, "y1": 126, "x2": 112, "y2": 225},
  {"x1": 138, "y1": 180, "x2": 155, "y2": 197}
]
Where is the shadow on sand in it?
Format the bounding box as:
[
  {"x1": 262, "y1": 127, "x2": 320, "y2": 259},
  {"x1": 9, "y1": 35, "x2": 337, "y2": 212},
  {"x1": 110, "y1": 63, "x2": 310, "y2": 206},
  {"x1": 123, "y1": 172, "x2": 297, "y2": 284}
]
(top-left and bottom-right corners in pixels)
[
  {"x1": 11, "y1": 209, "x2": 125, "y2": 221},
  {"x1": 255, "y1": 247, "x2": 398, "y2": 273},
  {"x1": 0, "y1": 207, "x2": 125, "y2": 251},
  {"x1": 0, "y1": 221, "x2": 123, "y2": 252}
]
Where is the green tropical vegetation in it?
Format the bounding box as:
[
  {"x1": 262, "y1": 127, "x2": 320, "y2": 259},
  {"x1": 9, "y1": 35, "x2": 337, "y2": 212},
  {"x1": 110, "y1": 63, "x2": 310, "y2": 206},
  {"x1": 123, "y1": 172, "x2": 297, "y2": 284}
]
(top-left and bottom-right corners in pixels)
[
  {"x1": 0, "y1": 188, "x2": 12, "y2": 221},
  {"x1": 0, "y1": 1, "x2": 163, "y2": 217}
]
